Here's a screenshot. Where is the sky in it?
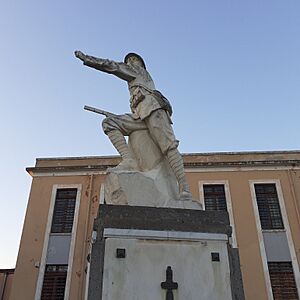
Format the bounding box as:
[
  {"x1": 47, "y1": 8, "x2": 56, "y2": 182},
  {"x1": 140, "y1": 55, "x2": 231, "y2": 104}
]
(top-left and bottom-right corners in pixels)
[{"x1": 0, "y1": 1, "x2": 300, "y2": 268}]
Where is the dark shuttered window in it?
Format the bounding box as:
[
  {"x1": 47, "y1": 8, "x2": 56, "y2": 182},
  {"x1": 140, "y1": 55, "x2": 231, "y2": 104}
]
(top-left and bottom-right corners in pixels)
[
  {"x1": 268, "y1": 262, "x2": 299, "y2": 300},
  {"x1": 254, "y1": 184, "x2": 284, "y2": 230},
  {"x1": 41, "y1": 265, "x2": 68, "y2": 300},
  {"x1": 51, "y1": 188, "x2": 77, "y2": 233},
  {"x1": 203, "y1": 184, "x2": 227, "y2": 211}
]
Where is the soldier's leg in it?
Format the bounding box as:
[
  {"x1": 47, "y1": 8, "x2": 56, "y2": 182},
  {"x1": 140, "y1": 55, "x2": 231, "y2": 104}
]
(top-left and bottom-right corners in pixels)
[
  {"x1": 145, "y1": 110, "x2": 192, "y2": 200},
  {"x1": 102, "y1": 114, "x2": 147, "y2": 170},
  {"x1": 166, "y1": 148, "x2": 191, "y2": 199}
]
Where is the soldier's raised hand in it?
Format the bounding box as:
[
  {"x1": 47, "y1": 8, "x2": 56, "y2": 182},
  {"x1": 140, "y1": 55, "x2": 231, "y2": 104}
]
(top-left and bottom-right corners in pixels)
[{"x1": 74, "y1": 50, "x2": 86, "y2": 61}]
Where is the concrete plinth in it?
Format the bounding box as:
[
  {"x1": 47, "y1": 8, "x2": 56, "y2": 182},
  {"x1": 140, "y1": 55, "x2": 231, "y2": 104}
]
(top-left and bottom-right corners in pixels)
[{"x1": 87, "y1": 205, "x2": 244, "y2": 300}]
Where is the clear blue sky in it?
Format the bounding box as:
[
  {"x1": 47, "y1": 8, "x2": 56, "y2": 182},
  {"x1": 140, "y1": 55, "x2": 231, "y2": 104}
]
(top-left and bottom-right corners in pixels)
[{"x1": 0, "y1": 1, "x2": 299, "y2": 268}]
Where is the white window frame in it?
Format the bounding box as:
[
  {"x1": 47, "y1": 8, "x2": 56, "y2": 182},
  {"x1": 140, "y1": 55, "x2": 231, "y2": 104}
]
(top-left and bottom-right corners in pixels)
[
  {"x1": 199, "y1": 180, "x2": 237, "y2": 248},
  {"x1": 35, "y1": 184, "x2": 82, "y2": 300},
  {"x1": 249, "y1": 179, "x2": 300, "y2": 300}
]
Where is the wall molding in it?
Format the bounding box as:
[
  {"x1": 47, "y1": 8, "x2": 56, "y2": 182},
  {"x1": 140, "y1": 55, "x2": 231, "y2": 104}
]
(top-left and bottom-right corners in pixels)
[{"x1": 34, "y1": 184, "x2": 82, "y2": 300}]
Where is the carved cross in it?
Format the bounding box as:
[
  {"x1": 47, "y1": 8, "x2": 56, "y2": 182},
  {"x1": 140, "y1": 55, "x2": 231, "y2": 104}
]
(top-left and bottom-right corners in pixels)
[{"x1": 161, "y1": 266, "x2": 178, "y2": 300}]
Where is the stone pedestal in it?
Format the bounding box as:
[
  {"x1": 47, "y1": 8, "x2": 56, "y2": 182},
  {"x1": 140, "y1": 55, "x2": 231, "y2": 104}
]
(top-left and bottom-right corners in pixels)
[
  {"x1": 104, "y1": 128, "x2": 178, "y2": 206},
  {"x1": 104, "y1": 165, "x2": 202, "y2": 209},
  {"x1": 104, "y1": 129, "x2": 202, "y2": 209},
  {"x1": 87, "y1": 205, "x2": 245, "y2": 300},
  {"x1": 104, "y1": 160, "x2": 179, "y2": 206}
]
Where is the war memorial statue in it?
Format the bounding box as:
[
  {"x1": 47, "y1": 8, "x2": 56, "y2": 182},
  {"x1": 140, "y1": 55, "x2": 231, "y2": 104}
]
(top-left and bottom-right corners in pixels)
[
  {"x1": 75, "y1": 51, "x2": 192, "y2": 202},
  {"x1": 75, "y1": 52, "x2": 245, "y2": 300}
]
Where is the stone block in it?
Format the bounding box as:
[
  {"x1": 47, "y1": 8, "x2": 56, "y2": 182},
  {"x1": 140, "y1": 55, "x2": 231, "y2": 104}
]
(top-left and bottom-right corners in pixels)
[
  {"x1": 104, "y1": 161, "x2": 201, "y2": 209},
  {"x1": 87, "y1": 205, "x2": 244, "y2": 300}
]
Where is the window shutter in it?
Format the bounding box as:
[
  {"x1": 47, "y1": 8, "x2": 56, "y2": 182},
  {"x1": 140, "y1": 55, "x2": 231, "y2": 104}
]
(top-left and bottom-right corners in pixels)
[
  {"x1": 254, "y1": 184, "x2": 284, "y2": 230},
  {"x1": 41, "y1": 265, "x2": 68, "y2": 300},
  {"x1": 268, "y1": 262, "x2": 299, "y2": 300},
  {"x1": 51, "y1": 189, "x2": 77, "y2": 233},
  {"x1": 203, "y1": 184, "x2": 227, "y2": 211}
]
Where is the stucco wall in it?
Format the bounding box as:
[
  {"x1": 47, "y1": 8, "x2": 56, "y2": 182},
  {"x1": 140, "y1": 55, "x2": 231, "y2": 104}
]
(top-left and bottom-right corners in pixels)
[
  {"x1": 10, "y1": 174, "x2": 105, "y2": 300},
  {"x1": 10, "y1": 152, "x2": 300, "y2": 300},
  {"x1": 0, "y1": 270, "x2": 14, "y2": 300}
]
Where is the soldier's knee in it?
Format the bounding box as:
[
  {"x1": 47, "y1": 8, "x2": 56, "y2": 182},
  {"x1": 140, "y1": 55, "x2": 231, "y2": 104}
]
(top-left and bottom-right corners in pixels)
[{"x1": 163, "y1": 140, "x2": 179, "y2": 155}]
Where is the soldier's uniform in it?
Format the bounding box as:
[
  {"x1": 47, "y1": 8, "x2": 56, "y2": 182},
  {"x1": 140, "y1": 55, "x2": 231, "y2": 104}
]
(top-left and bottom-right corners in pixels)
[{"x1": 80, "y1": 52, "x2": 191, "y2": 198}]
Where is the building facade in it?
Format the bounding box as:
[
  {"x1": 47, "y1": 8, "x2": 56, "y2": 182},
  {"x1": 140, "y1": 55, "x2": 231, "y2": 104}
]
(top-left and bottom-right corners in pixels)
[
  {"x1": 10, "y1": 151, "x2": 300, "y2": 300},
  {"x1": 0, "y1": 269, "x2": 14, "y2": 300}
]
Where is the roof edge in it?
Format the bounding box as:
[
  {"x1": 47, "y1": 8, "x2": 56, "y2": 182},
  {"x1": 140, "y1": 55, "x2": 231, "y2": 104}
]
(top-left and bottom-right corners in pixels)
[{"x1": 35, "y1": 150, "x2": 300, "y2": 161}]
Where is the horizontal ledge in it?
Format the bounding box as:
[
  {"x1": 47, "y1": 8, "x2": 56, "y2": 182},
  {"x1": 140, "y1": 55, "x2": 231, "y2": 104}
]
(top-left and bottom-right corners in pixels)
[
  {"x1": 26, "y1": 159, "x2": 300, "y2": 176},
  {"x1": 103, "y1": 228, "x2": 228, "y2": 242}
]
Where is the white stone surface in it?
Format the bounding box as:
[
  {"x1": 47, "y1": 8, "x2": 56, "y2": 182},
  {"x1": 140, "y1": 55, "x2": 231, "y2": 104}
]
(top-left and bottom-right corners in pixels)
[
  {"x1": 78, "y1": 51, "x2": 195, "y2": 206},
  {"x1": 104, "y1": 159, "x2": 201, "y2": 209},
  {"x1": 129, "y1": 129, "x2": 163, "y2": 171},
  {"x1": 103, "y1": 228, "x2": 228, "y2": 242},
  {"x1": 104, "y1": 159, "x2": 178, "y2": 206},
  {"x1": 105, "y1": 162, "x2": 173, "y2": 206},
  {"x1": 102, "y1": 235, "x2": 233, "y2": 300},
  {"x1": 105, "y1": 130, "x2": 202, "y2": 209}
]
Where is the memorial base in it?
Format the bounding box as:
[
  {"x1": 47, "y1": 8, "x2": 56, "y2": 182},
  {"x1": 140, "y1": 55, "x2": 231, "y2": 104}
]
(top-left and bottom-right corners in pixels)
[{"x1": 87, "y1": 205, "x2": 244, "y2": 300}]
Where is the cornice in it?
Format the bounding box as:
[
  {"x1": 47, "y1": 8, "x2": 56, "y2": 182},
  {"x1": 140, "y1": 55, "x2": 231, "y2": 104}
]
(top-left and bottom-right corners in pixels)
[
  {"x1": 26, "y1": 159, "x2": 300, "y2": 176},
  {"x1": 184, "y1": 159, "x2": 300, "y2": 168}
]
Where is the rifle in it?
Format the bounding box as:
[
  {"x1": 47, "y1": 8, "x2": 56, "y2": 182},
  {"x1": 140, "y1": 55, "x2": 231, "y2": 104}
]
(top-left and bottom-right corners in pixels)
[{"x1": 84, "y1": 105, "x2": 116, "y2": 117}]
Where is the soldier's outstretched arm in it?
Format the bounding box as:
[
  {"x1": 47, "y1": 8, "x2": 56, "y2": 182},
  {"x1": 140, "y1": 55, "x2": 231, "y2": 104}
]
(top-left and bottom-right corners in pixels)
[{"x1": 74, "y1": 50, "x2": 136, "y2": 82}]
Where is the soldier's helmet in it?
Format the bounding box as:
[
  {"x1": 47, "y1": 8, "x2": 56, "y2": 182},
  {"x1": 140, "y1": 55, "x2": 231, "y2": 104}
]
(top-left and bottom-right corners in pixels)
[{"x1": 124, "y1": 53, "x2": 146, "y2": 69}]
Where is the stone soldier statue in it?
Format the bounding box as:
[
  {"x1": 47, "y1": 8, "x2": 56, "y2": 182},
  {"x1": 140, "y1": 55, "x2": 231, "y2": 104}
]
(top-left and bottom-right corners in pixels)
[{"x1": 75, "y1": 51, "x2": 191, "y2": 200}]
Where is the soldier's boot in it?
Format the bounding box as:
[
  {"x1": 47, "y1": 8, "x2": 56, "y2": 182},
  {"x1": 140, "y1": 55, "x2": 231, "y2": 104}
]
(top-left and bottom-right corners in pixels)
[
  {"x1": 167, "y1": 148, "x2": 192, "y2": 200},
  {"x1": 107, "y1": 130, "x2": 138, "y2": 171}
]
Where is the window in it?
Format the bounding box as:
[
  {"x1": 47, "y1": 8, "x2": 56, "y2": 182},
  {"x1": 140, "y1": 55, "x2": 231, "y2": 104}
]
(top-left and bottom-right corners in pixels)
[
  {"x1": 51, "y1": 188, "x2": 77, "y2": 233},
  {"x1": 268, "y1": 262, "x2": 299, "y2": 300},
  {"x1": 203, "y1": 184, "x2": 227, "y2": 211},
  {"x1": 254, "y1": 184, "x2": 284, "y2": 230},
  {"x1": 41, "y1": 265, "x2": 68, "y2": 300}
]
